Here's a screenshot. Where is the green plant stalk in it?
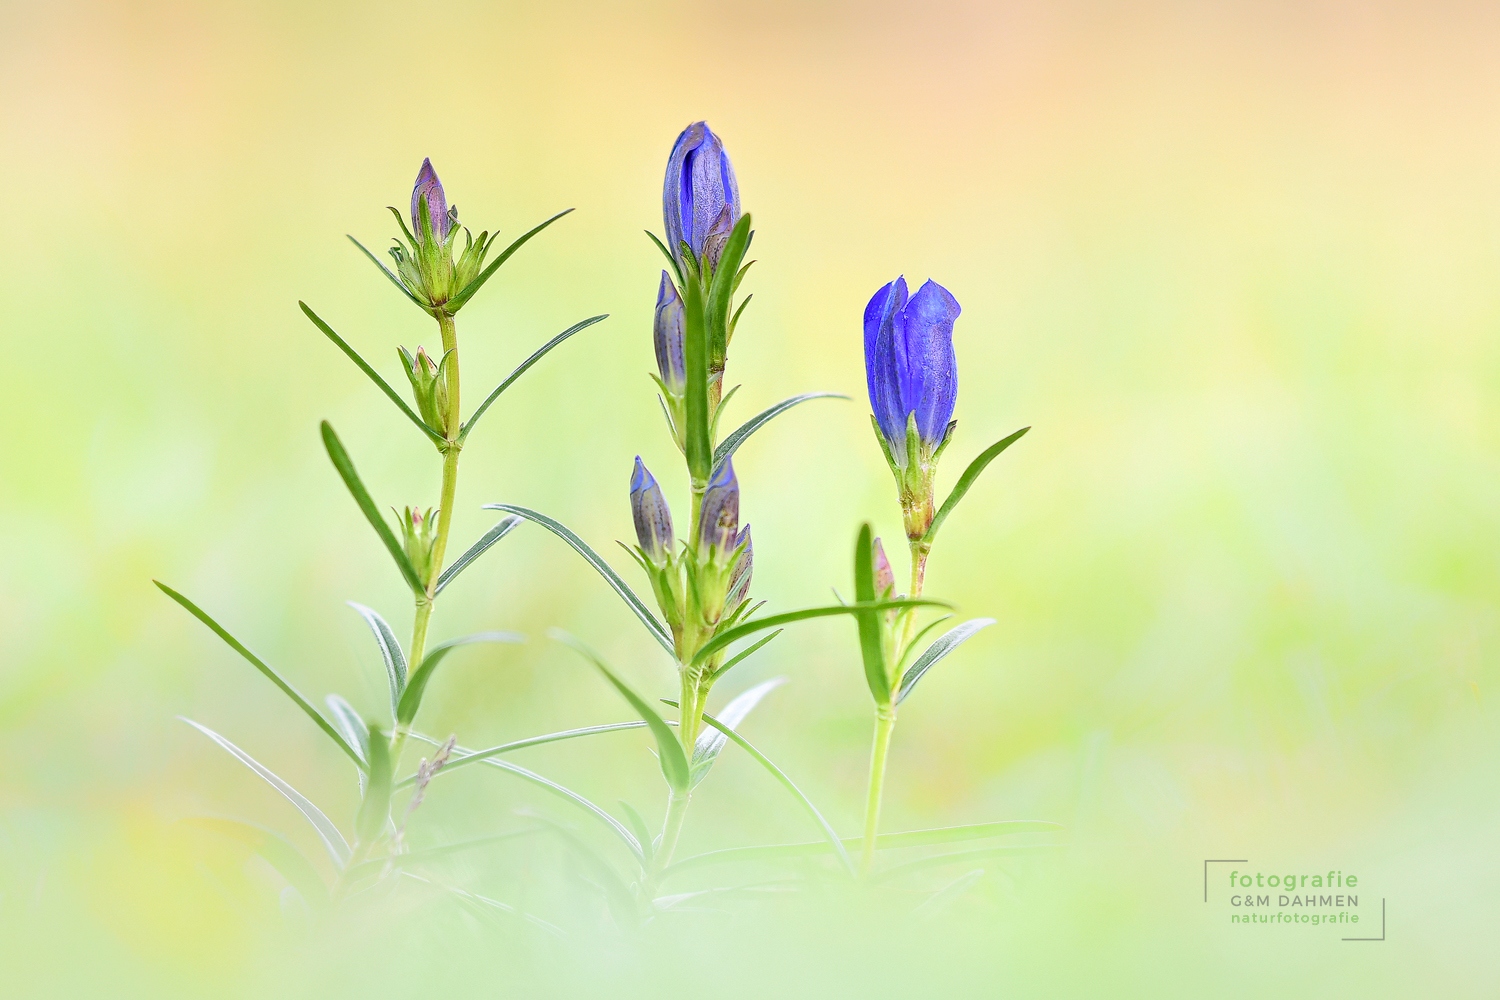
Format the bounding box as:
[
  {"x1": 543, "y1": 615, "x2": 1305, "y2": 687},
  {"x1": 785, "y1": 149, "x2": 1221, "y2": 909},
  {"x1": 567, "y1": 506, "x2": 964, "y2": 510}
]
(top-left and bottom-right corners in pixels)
[
  {"x1": 860, "y1": 705, "x2": 896, "y2": 875},
  {"x1": 646, "y1": 785, "x2": 692, "y2": 896},
  {"x1": 861, "y1": 540, "x2": 932, "y2": 875},
  {"x1": 395, "y1": 310, "x2": 462, "y2": 765}
]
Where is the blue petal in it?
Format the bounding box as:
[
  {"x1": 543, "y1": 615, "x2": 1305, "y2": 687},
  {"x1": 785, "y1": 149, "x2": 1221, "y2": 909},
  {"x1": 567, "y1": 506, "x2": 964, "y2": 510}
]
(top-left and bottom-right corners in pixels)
[
  {"x1": 866, "y1": 277, "x2": 911, "y2": 462},
  {"x1": 411, "y1": 158, "x2": 448, "y2": 239},
  {"x1": 663, "y1": 123, "x2": 704, "y2": 260},
  {"x1": 698, "y1": 457, "x2": 740, "y2": 553},
  {"x1": 899, "y1": 280, "x2": 961, "y2": 444}
]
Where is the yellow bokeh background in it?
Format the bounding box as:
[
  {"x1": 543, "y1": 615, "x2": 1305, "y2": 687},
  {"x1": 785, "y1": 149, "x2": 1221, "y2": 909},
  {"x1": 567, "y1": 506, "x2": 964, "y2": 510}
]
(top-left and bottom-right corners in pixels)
[{"x1": 2, "y1": 0, "x2": 1497, "y2": 994}]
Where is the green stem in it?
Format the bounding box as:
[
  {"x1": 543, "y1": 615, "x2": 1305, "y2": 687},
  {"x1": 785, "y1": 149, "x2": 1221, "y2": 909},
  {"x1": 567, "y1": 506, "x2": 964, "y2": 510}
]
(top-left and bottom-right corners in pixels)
[
  {"x1": 645, "y1": 786, "x2": 691, "y2": 895},
  {"x1": 397, "y1": 310, "x2": 462, "y2": 765},
  {"x1": 860, "y1": 705, "x2": 896, "y2": 876}
]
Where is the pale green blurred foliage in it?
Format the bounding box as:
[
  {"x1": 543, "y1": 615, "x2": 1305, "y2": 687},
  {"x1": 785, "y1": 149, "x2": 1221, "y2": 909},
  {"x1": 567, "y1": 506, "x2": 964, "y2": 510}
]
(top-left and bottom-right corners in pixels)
[{"x1": 1, "y1": 0, "x2": 1498, "y2": 995}]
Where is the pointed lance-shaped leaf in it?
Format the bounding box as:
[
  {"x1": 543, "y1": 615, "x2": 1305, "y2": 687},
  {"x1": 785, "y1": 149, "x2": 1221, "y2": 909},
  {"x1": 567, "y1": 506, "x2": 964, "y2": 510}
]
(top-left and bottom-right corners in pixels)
[{"x1": 320, "y1": 422, "x2": 425, "y2": 594}]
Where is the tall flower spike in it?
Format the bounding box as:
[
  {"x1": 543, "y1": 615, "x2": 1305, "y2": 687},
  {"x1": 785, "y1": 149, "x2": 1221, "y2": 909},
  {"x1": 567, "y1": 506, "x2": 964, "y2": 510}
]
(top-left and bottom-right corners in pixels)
[
  {"x1": 663, "y1": 122, "x2": 740, "y2": 269},
  {"x1": 630, "y1": 457, "x2": 675, "y2": 565},
  {"x1": 864, "y1": 277, "x2": 961, "y2": 468},
  {"x1": 698, "y1": 458, "x2": 740, "y2": 556},
  {"x1": 726, "y1": 525, "x2": 753, "y2": 608},
  {"x1": 654, "y1": 271, "x2": 686, "y2": 394},
  {"x1": 411, "y1": 158, "x2": 450, "y2": 241}
]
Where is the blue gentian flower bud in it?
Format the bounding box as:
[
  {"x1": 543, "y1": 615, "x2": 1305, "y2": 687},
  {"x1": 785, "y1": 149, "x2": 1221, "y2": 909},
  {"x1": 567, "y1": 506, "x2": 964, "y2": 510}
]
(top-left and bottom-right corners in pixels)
[
  {"x1": 398, "y1": 506, "x2": 439, "y2": 583},
  {"x1": 697, "y1": 458, "x2": 740, "y2": 556},
  {"x1": 865, "y1": 277, "x2": 961, "y2": 467},
  {"x1": 630, "y1": 457, "x2": 675, "y2": 565},
  {"x1": 865, "y1": 277, "x2": 961, "y2": 540},
  {"x1": 663, "y1": 122, "x2": 740, "y2": 269},
  {"x1": 654, "y1": 271, "x2": 686, "y2": 394},
  {"x1": 411, "y1": 158, "x2": 451, "y2": 241},
  {"x1": 725, "y1": 525, "x2": 753, "y2": 609}
]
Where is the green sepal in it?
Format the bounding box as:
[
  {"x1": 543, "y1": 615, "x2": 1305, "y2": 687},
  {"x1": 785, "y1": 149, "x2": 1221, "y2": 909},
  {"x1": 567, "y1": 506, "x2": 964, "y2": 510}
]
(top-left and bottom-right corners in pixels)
[
  {"x1": 445, "y1": 208, "x2": 575, "y2": 313},
  {"x1": 682, "y1": 267, "x2": 712, "y2": 483}
]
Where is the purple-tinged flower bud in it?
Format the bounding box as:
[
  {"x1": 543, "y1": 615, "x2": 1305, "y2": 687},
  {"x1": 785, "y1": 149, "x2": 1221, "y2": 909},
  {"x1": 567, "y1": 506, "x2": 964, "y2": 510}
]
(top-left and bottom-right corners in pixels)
[
  {"x1": 872, "y1": 537, "x2": 895, "y2": 599},
  {"x1": 398, "y1": 506, "x2": 439, "y2": 582},
  {"x1": 663, "y1": 122, "x2": 740, "y2": 269},
  {"x1": 411, "y1": 158, "x2": 451, "y2": 241},
  {"x1": 725, "y1": 525, "x2": 753, "y2": 608},
  {"x1": 697, "y1": 458, "x2": 740, "y2": 556},
  {"x1": 865, "y1": 277, "x2": 960, "y2": 468},
  {"x1": 654, "y1": 271, "x2": 686, "y2": 394},
  {"x1": 630, "y1": 457, "x2": 675, "y2": 565}
]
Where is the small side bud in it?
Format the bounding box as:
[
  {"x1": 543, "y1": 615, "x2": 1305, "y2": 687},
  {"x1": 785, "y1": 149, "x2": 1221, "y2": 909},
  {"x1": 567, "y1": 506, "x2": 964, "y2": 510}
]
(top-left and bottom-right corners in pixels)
[
  {"x1": 398, "y1": 506, "x2": 439, "y2": 583},
  {"x1": 872, "y1": 537, "x2": 895, "y2": 599},
  {"x1": 399, "y1": 346, "x2": 452, "y2": 438},
  {"x1": 698, "y1": 459, "x2": 740, "y2": 557},
  {"x1": 654, "y1": 272, "x2": 686, "y2": 394},
  {"x1": 725, "y1": 525, "x2": 753, "y2": 610},
  {"x1": 630, "y1": 457, "x2": 675, "y2": 565}
]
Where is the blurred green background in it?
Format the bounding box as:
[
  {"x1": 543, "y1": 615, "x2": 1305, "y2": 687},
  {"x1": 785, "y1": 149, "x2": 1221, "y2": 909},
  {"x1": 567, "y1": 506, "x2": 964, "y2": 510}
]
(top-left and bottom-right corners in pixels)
[{"x1": 2, "y1": 0, "x2": 1497, "y2": 995}]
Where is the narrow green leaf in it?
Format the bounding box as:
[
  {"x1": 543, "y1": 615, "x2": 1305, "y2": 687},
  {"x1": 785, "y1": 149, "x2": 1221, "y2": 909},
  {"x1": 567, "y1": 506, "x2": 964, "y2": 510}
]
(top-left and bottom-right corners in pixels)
[
  {"x1": 181, "y1": 817, "x2": 330, "y2": 908},
  {"x1": 446, "y1": 208, "x2": 574, "y2": 312},
  {"x1": 645, "y1": 230, "x2": 684, "y2": 285},
  {"x1": 324, "y1": 695, "x2": 369, "y2": 765},
  {"x1": 345, "y1": 235, "x2": 424, "y2": 309},
  {"x1": 299, "y1": 302, "x2": 443, "y2": 445},
  {"x1": 710, "y1": 628, "x2": 782, "y2": 681},
  {"x1": 155, "y1": 582, "x2": 364, "y2": 769},
  {"x1": 396, "y1": 721, "x2": 648, "y2": 790},
  {"x1": 617, "y1": 801, "x2": 655, "y2": 862},
  {"x1": 689, "y1": 597, "x2": 950, "y2": 667},
  {"x1": 667, "y1": 703, "x2": 854, "y2": 878},
  {"x1": 711, "y1": 393, "x2": 847, "y2": 471},
  {"x1": 924, "y1": 426, "x2": 1030, "y2": 545},
  {"x1": 896, "y1": 618, "x2": 995, "y2": 705},
  {"x1": 688, "y1": 677, "x2": 785, "y2": 788},
  {"x1": 433, "y1": 515, "x2": 520, "y2": 595},
  {"x1": 897, "y1": 615, "x2": 953, "y2": 675},
  {"x1": 853, "y1": 523, "x2": 890, "y2": 705},
  {"x1": 396, "y1": 632, "x2": 523, "y2": 727},
  {"x1": 180, "y1": 717, "x2": 351, "y2": 868},
  {"x1": 459, "y1": 315, "x2": 608, "y2": 444},
  {"x1": 682, "y1": 269, "x2": 712, "y2": 481},
  {"x1": 354, "y1": 722, "x2": 393, "y2": 846},
  {"x1": 320, "y1": 422, "x2": 425, "y2": 594},
  {"x1": 412, "y1": 733, "x2": 644, "y2": 864},
  {"x1": 482, "y1": 504, "x2": 674, "y2": 653},
  {"x1": 347, "y1": 602, "x2": 407, "y2": 719},
  {"x1": 551, "y1": 630, "x2": 690, "y2": 793}
]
